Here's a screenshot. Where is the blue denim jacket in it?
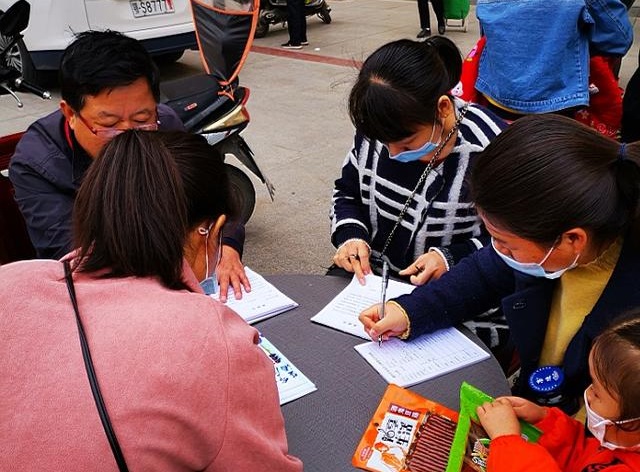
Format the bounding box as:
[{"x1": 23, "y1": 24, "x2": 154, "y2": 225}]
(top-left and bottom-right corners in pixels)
[{"x1": 476, "y1": 0, "x2": 633, "y2": 113}]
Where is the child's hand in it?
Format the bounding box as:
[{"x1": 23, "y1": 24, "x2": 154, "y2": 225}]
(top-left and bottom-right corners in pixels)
[
  {"x1": 476, "y1": 398, "x2": 521, "y2": 439},
  {"x1": 498, "y1": 396, "x2": 548, "y2": 424}
]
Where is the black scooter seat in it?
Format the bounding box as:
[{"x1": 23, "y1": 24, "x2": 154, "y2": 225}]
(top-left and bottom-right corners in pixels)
[{"x1": 160, "y1": 74, "x2": 246, "y2": 131}]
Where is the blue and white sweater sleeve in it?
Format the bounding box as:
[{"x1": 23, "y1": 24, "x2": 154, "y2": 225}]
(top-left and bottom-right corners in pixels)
[
  {"x1": 330, "y1": 133, "x2": 372, "y2": 247},
  {"x1": 426, "y1": 103, "x2": 507, "y2": 266}
]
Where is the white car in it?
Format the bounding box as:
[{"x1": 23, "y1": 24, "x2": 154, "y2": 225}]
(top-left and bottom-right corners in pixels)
[{"x1": 0, "y1": 0, "x2": 197, "y2": 82}]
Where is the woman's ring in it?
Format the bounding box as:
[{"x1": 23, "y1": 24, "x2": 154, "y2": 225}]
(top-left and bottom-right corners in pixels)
[{"x1": 349, "y1": 254, "x2": 359, "y2": 260}]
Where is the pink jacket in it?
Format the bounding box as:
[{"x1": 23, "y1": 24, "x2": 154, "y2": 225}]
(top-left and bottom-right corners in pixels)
[
  {"x1": 0, "y1": 259, "x2": 302, "y2": 471},
  {"x1": 487, "y1": 407, "x2": 640, "y2": 472}
]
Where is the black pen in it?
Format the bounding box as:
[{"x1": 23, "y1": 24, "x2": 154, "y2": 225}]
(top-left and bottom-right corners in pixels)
[{"x1": 378, "y1": 260, "x2": 389, "y2": 347}]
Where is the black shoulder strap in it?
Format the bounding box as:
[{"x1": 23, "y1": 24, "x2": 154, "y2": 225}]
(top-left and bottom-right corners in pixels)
[{"x1": 64, "y1": 261, "x2": 129, "y2": 472}]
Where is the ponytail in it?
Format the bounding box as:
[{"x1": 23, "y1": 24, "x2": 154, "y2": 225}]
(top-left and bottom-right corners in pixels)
[{"x1": 423, "y1": 35, "x2": 463, "y2": 92}]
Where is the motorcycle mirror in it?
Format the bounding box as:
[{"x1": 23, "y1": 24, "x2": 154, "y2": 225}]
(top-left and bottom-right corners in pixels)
[{"x1": 0, "y1": 0, "x2": 30, "y2": 37}]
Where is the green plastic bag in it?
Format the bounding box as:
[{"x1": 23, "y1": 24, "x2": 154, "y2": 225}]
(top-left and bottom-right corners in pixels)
[{"x1": 445, "y1": 382, "x2": 542, "y2": 472}]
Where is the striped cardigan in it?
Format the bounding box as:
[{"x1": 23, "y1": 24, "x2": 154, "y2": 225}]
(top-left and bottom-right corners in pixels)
[{"x1": 331, "y1": 98, "x2": 507, "y2": 274}]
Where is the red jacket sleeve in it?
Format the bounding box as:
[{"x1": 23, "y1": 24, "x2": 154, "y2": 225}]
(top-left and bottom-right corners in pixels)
[
  {"x1": 535, "y1": 407, "x2": 600, "y2": 469},
  {"x1": 487, "y1": 407, "x2": 610, "y2": 472},
  {"x1": 487, "y1": 435, "x2": 561, "y2": 472}
]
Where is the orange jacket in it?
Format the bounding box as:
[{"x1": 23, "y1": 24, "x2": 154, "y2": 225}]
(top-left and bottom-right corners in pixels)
[{"x1": 487, "y1": 407, "x2": 640, "y2": 472}]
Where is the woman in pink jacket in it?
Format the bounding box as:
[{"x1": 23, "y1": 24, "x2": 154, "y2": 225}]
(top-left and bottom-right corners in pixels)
[
  {"x1": 0, "y1": 131, "x2": 302, "y2": 471},
  {"x1": 476, "y1": 314, "x2": 640, "y2": 472}
]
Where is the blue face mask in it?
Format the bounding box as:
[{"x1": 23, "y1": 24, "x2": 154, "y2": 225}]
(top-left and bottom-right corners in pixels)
[
  {"x1": 200, "y1": 276, "x2": 218, "y2": 296},
  {"x1": 198, "y1": 224, "x2": 222, "y2": 295},
  {"x1": 491, "y1": 238, "x2": 579, "y2": 279},
  {"x1": 386, "y1": 121, "x2": 443, "y2": 163}
]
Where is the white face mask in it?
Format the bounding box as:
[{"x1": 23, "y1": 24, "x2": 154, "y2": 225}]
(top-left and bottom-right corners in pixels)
[
  {"x1": 491, "y1": 238, "x2": 579, "y2": 279},
  {"x1": 584, "y1": 387, "x2": 640, "y2": 451}
]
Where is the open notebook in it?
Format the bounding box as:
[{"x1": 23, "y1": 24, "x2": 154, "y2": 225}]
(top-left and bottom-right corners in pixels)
[{"x1": 215, "y1": 266, "x2": 298, "y2": 324}]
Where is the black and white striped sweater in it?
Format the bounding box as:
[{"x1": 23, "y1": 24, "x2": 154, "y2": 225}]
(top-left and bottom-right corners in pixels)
[{"x1": 330, "y1": 98, "x2": 507, "y2": 274}]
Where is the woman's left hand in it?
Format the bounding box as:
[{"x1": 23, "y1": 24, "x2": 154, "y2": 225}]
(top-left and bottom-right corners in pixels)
[
  {"x1": 217, "y1": 245, "x2": 251, "y2": 303},
  {"x1": 398, "y1": 251, "x2": 448, "y2": 285}
]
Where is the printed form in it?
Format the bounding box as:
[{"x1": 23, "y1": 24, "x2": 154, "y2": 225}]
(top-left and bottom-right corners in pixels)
[
  {"x1": 354, "y1": 328, "x2": 490, "y2": 387},
  {"x1": 310, "y1": 273, "x2": 415, "y2": 339}
]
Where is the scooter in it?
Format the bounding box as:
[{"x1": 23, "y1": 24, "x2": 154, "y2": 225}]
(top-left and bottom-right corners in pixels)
[
  {"x1": 255, "y1": 0, "x2": 331, "y2": 38},
  {"x1": 160, "y1": 74, "x2": 274, "y2": 223}
]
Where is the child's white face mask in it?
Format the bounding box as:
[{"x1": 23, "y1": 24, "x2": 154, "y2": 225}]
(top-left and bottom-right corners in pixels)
[{"x1": 584, "y1": 387, "x2": 640, "y2": 451}]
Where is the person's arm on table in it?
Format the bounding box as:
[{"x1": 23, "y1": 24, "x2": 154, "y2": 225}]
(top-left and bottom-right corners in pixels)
[
  {"x1": 399, "y1": 235, "x2": 488, "y2": 285},
  {"x1": 217, "y1": 218, "x2": 250, "y2": 303},
  {"x1": 360, "y1": 245, "x2": 514, "y2": 341},
  {"x1": 330, "y1": 136, "x2": 375, "y2": 284}
]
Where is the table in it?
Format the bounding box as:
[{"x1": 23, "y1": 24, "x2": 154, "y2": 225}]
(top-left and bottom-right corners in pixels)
[{"x1": 257, "y1": 274, "x2": 510, "y2": 472}]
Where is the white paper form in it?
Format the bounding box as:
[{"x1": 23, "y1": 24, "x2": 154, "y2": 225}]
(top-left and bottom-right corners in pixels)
[
  {"x1": 354, "y1": 328, "x2": 490, "y2": 387},
  {"x1": 310, "y1": 273, "x2": 415, "y2": 339},
  {"x1": 216, "y1": 266, "x2": 298, "y2": 324}
]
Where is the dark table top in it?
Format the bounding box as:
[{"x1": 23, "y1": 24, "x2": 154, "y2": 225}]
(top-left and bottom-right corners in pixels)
[{"x1": 258, "y1": 274, "x2": 510, "y2": 472}]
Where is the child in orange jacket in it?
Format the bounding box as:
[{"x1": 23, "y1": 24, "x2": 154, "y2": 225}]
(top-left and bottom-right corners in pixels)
[{"x1": 476, "y1": 315, "x2": 640, "y2": 472}]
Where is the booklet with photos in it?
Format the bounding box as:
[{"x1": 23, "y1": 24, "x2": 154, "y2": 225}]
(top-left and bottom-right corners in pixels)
[{"x1": 258, "y1": 335, "x2": 317, "y2": 405}]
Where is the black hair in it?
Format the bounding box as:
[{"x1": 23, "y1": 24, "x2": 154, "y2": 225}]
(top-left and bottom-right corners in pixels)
[
  {"x1": 59, "y1": 30, "x2": 160, "y2": 111},
  {"x1": 348, "y1": 36, "x2": 462, "y2": 143},
  {"x1": 470, "y1": 114, "x2": 640, "y2": 247},
  {"x1": 73, "y1": 131, "x2": 231, "y2": 289}
]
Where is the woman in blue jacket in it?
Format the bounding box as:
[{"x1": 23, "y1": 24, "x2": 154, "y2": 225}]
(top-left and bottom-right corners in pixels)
[{"x1": 360, "y1": 114, "x2": 640, "y2": 411}]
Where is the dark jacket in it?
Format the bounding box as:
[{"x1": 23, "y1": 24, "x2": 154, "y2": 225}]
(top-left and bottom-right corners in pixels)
[
  {"x1": 394, "y1": 235, "x2": 640, "y2": 405},
  {"x1": 9, "y1": 105, "x2": 245, "y2": 259}
]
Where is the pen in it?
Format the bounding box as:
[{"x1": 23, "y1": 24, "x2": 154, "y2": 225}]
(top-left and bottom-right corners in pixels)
[{"x1": 378, "y1": 260, "x2": 389, "y2": 347}]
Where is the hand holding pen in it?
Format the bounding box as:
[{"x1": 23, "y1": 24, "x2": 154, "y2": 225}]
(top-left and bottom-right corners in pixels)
[
  {"x1": 358, "y1": 298, "x2": 408, "y2": 342},
  {"x1": 378, "y1": 260, "x2": 389, "y2": 347}
]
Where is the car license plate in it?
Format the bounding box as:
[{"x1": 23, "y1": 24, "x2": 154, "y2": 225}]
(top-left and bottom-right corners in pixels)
[{"x1": 130, "y1": 0, "x2": 175, "y2": 18}]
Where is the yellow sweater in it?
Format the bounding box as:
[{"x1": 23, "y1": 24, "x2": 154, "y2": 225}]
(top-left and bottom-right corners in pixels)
[{"x1": 539, "y1": 238, "x2": 623, "y2": 366}]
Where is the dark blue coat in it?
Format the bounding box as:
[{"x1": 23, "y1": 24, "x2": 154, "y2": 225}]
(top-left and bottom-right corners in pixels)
[
  {"x1": 394, "y1": 235, "x2": 640, "y2": 402},
  {"x1": 9, "y1": 105, "x2": 245, "y2": 259}
]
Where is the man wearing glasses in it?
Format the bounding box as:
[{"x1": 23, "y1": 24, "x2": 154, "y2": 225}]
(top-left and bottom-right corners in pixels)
[{"x1": 9, "y1": 31, "x2": 250, "y2": 300}]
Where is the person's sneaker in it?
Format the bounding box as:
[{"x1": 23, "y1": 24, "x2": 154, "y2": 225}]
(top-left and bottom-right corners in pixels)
[
  {"x1": 416, "y1": 28, "x2": 431, "y2": 39},
  {"x1": 281, "y1": 42, "x2": 302, "y2": 50},
  {"x1": 301, "y1": 40, "x2": 309, "y2": 46},
  {"x1": 438, "y1": 24, "x2": 446, "y2": 35}
]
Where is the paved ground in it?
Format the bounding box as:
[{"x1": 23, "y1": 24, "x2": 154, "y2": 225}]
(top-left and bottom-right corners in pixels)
[{"x1": 2, "y1": 0, "x2": 639, "y2": 275}]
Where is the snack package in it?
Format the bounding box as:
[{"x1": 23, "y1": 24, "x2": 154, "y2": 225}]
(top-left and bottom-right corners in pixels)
[
  {"x1": 445, "y1": 382, "x2": 542, "y2": 472},
  {"x1": 353, "y1": 383, "x2": 542, "y2": 472},
  {"x1": 352, "y1": 384, "x2": 460, "y2": 472}
]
